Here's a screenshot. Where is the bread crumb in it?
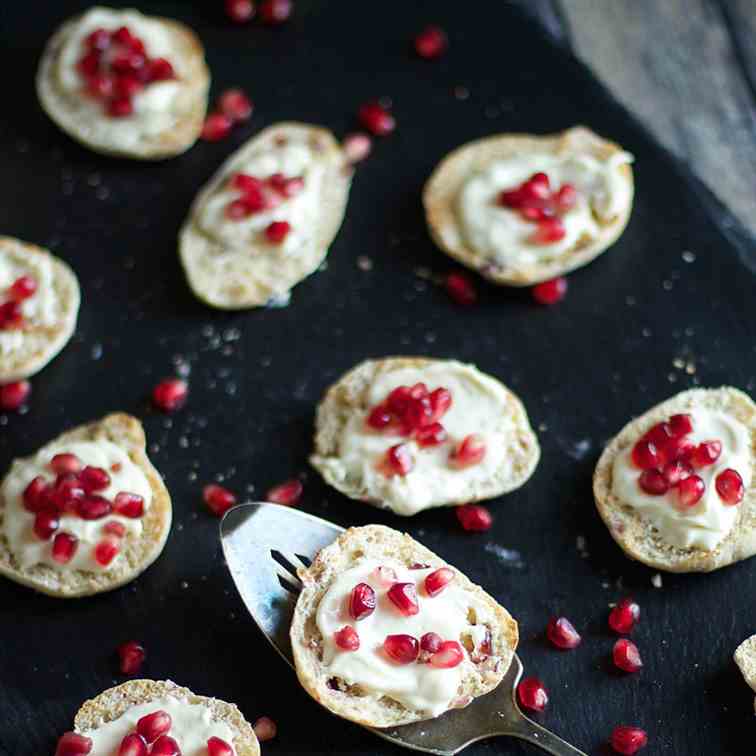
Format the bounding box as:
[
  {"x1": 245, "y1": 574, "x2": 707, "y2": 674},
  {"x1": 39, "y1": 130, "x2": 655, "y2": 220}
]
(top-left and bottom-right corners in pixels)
[{"x1": 651, "y1": 573, "x2": 663, "y2": 588}]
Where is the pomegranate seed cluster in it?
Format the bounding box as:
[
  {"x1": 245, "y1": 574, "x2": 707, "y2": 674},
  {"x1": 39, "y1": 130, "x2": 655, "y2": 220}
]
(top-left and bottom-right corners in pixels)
[
  {"x1": 201, "y1": 88, "x2": 254, "y2": 142},
  {"x1": 0, "y1": 275, "x2": 37, "y2": 330},
  {"x1": 75, "y1": 26, "x2": 175, "y2": 118},
  {"x1": 631, "y1": 413, "x2": 744, "y2": 507}
]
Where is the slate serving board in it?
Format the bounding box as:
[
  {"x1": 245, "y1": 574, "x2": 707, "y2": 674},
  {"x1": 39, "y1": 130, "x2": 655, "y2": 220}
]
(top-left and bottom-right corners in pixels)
[{"x1": 1, "y1": 2, "x2": 754, "y2": 754}]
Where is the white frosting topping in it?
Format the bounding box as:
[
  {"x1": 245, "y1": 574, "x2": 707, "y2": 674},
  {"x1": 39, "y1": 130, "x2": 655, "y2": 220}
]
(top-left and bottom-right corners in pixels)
[
  {"x1": 79, "y1": 695, "x2": 236, "y2": 755},
  {"x1": 457, "y1": 151, "x2": 633, "y2": 267},
  {"x1": 1, "y1": 440, "x2": 152, "y2": 571},
  {"x1": 611, "y1": 409, "x2": 752, "y2": 550},
  {"x1": 315, "y1": 361, "x2": 517, "y2": 515},
  {"x1": 316, "y1": 558, "x2": 492, "y2": 717}
]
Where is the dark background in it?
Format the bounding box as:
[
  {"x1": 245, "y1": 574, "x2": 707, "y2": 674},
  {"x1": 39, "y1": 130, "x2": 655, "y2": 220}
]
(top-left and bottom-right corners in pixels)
[{"x1": 1, "y1": 2, "x2": 755, "y2": 754}]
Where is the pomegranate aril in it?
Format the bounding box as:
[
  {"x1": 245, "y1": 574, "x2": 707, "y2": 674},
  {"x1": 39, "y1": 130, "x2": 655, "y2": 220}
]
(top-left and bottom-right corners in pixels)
[
  {"x1": 425, "y1": 567, "x2": 454, "y2": 597},
  {"x1": 367, "y1": 404, "x2": 393, "y2": 430},
  {"x1": 150, "y1": 736, "x2": 181, "y2": 756},
  {"x1": 137, "y1": 710, "x2": 172, "y2": 744},
  {"x1": 716, "y1": 468, "x2": 744, "y2": 505},
  {"x1": 631, "y1": 439, "x2": 662, "y2": 470},
  {"x1": 118, "y1": 734, "x2": 147, "y2": 756},
  {"x1": 259, "y1": 0, "x2": 293, "y2": 24},
  {"x1": 613, "y1": 638, "x2": 643, "y2": 673},
  {"x1": 117, "y1": 640, "x2": 145, "y2": 675},
  {"x1": 265, "y1": 220, "x2": 291, "y2": 244},
  {"x1": 349, "y1": 582, "x2": 376, "y2": 620},
  {"x1": 94, "y1": 536, "x2": 120, "y2": 566},
  {"x1": 445, "y1": 272, "x2": 477, "y2": 306},
  {"x1": 267, "y1": 478, "x2": 303, "y2": 506},
  {"x1": 226, "y1": 199, "x2": 253, "y2": 220},
  {"x1": 554, "y1": 183, "x2": 577, "y2": 212},
  {"x1": 450, "y1": 434, "x2": 486, "y2": 468},
  {"x1": 343, "y1": 132, "x2": 372, "y2": 163},
  {"x1": 517, "y1": 677, "x2": 548, "y2": 712},
  {"x1": 608, "y1": 597, "x2": 640, "y2": 634},
  {"x1": 384, "y1": 633, "x2": 419, "y2": 664},
  {"x1": 334, "y1": 625, "x2": 360, "y2": 651},
  {"x1": 0, "y1": 380, "x2": 31, "y2": 411},
  {"x1": 415, "y1": 422, "x2": 447, "y2": 447},
  {"x1": 691, "y1": 440, "x2": 722, "y2": 468},
  {"x1": 523, "y1": 172, "x2": 551, "y2": 200},
  {"x1": 638, "y1": 469, "x2": 668, "y2": 496},
  {"x1": 147, "y1": 58, "x2": 175, "y2": 81},
  {"x1": 9, "y1": 275, "x2": 37, "y2": 301},
  {"x1": 113, "y1": 26, "x2": 136, "y2": 46},
  {"x1": 85, "y1": 27, "x2": 111, "y2": 50},
  {"x1": 77, "y1": 495, "x2": 112, "y2": 520},
  {"x1": 80, "y1": 465, "x2": 110, "y2": 492},
  {"x1": 107, "y1": 96, "x2": 134, "y2": 118},
  {"x1": 23, "y1": 476, "x2": 50, "y2": 512},
  {"x1": 610, "y1": 726, "x2": 648, "y2": 755},
  {"x1": 387, "y1": 385, "x2": 412, "y2": 414},
  {"x1": 50, "y1": 453, "x2": 82, "y2": 475},
  {"x1": 429, "y1": 640, "x2": 464, "y2": 668},
  {"x1": 387, "y1": 581, "x2": 420, "y2": 616},
  {"x1": 253, "y1": 716, "x2": 277, "y2": 742},
  {"x1": 428, "y1": 387, "x2": 452, "y2": 420},
  {"x1": 420, "y1": 632, "x2": 443, "y2": 654},
  {"x1": 152, "y1": 378, "x2": 188, "y2": 412},
  {"x1": 456, "y1": 503, "x2": 493, "y2": 532},
  {"x1": 203, "y1": 484, "x2": 237, "y2": 517},
  {"x1": 532, "y1": 276, "x2": 568, "y2": 304},
  {"x1": 202, "y1": 112, "x2": 233, "y2": 142},
  {"x1": 52, "y1": 532, "x2": 78, "y2": 564},
  {"x1": 33, "y1": 509, "x2": 59, "y2": 540},
  {"x1": 207, "y1": 737, "x2": 234, "y2": 756},
  {"x1": 114, "y1": 492, "x2": 145, "y2": 518},
  {"x1": 358, "y1": 101, "x2": 395, "y2": 136},
  {"x1": 104, "y1": 521, "x2": 127, "y2": 537},
  {"x1": 225, "y1": 0, "x2": 256, "y2": 23},
  {"x1": 0, "y1": 300, "x2": 23, "y2": 330},
  {"x1": 55, "y1": 732, "x2": 93, "y2": 756},
  {"x1": 218, "y1": 88, "x2": 253, "y2": 122},
  {"x1": 662, "y1": 459, "x2": 692, "y2": 486},
  {"x1": 232, "y1": 173, "x2": 264, "y2": 193},
  {"x1": 668, "y1": 413, "x2": 693, "y2": 437},
  {"x1": 386, "y1": 443, "x2": 414, "y2": 476},
  {"x1": 77, "y1": 51, "x2": 101, "y2": 76},
  {"x1": 414, "y1": 25, "x2": 448, "y2": 59},
  {"x1": 546, "y1": 616, "x2": 582, "y2": 650},
  {"x1": 676, "y1": 474, "x2": 705, "y2": 508}
]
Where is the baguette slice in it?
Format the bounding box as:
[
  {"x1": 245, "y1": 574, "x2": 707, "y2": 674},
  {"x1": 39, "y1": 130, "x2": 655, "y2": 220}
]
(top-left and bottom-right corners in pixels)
[
  {"x1": 179, "y1": 122, "x2": 352, "y2": 309},
  {"x1": 72, "y1": 680, "x2": 260, "y2": 756},
  {"x1": 0, "y1": 237, "x2": 80, "y2": 382},
  {"x1": 0, "y1": 413, "x2": 171, "y2": 597},
  {"x1": 423, "y1": 126, "x2": 634, "y2": 286},
  {"x1": 735, "y1": 635, "x2": 756, "y2": 712},
  {"x1": 36, "y1": 7, "x2": 209, "y2": 160},
  {"x1": 594, "y1": 387, "x2": 756, "y2": 573},
  {"x1": 291, "y1": 525, "x2": 519, "y2": 728}
]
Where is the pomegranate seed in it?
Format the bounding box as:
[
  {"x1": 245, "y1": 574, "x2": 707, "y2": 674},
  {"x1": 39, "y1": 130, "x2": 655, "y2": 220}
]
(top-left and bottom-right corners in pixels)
[
  {"x1": 203, "y1": 484, "x2": 237, "y2": 517},
  {"x1": 147, "y1": 58, "x2": 174, "y2": 81},
  {"x1": 207, "y1": 737, "x2": 234, "y2": 756},
  {"x1": 638, "y1": 469, "x2": 668, "y2": 496},
  {"x1": 425, "y1": 567, "x2": 454, "y2": 597},
  {"x1": 150, "y1": 736, "x2": 180, "y2": 756},
  {"x1": 554, "y1": 184, "x2": 577, "y2": 212},
  {"x1": 152, "y1": 378, "x2": 188, "y2": 412},
  {"x1": 94, "y1": 536, "x2": 120, "y2": 566},
  {"x1": 691, "y1": 440, "x2": 722, "y2": 468},
  {"x1": 52, "y1": 532, "x2": 78, "y2": 564},
  {"x1": 266, "y1": 479, "x2": 303, "y2": 506},
  {"x1": 532, "y1": 276, "x2": 568, "y2": 305},
  {"x1": 23, "y1": 476, "x2": 50, "y2": 512},
  {"x1": 414, "y1": 25, "x2": 448, "y2": 59},
  {"x1": 444, "y1": 272, "x2": 477, "y2": 305},
  {"x1": 450, "y1": 434, "x2": 486, "y2": 468},
  {"x1": 232, "y1": 173, "x2": 264, "y2": 193},
  {"x1": 259, "y1": 0, "x2": 292, "y2": 24},
  {"x1": 137, "y1": 710, "x2": 172, "y2": 744},
  {"x1": 268, "y1": 173, "x2": 304, "y2": 197},
  {"x1": 113, "y1": 26, "x2": 135, "y2": 46},
  {"x1": 613, "y1": 638, "x2": 643, "y2": 673},
  {"x1": 253, "y1": 716, "x2": 277, "y2": 742},
  {"x1": 386, "y1": 443, "x2": 414, "y2": 476},
  {"x1": 387, "y1": 385, "x2": 412, "y2": 414},
  {"x1": 77, "y1": 495, "x2": 112, "y2": 520},
  {"x1": 523, "y1": 172, "x2": 551, "y2": 200},
  {"x1": 33, "y1": 509, "x2": 59, "y2": 540},
  {"x1": 114, "y1": 492, "x2": 145, "y2": 518},
  {"x1": 372, "y1": 565, "x2": 397, "y2": 586},
  {"x1": 334, "y1": 625, "x2": 360, "y2": 651},
  {"x1": 358, "y1": 101, "x2": 395, "y2": 136},
  {"x1": 388, "y1": 582, "x2": 420, "y2": 616},
  {"x1": 546, "y1": 616, "x2": 582, "y2": 650},
  {"x1": 530, "y1": 217, "x2": 566, "y2": 244},
  {"x1": 225, "y1": 0, "x2": 256, "y2": 23},
  {"x1": 202, "y1": 112, "x2": 233, "y2": 142},
  {"x1": 115, "y1": 75, "x2": 143, "y2": 98},
  {"x1": 107, "y1": 96, "x2": 134, "y2": 118},
  {"x1": 367, "y1": 404, "x2": 393, "y2": 430},
  {"x1": 55, "y1": 732, "x2": 93, "y2": 756},
  {"x1": 85, "y1": 28, "x2": 111, "y2": 50},
  {"x1": 428, "y1": 388, "x2": 452, "y2": 421},
  {"x1": 104, "y1": 521, "x2": 127, "y2": 537},
  {"x1": 632, "y1": 439, "x2": 662, "y2": 470},
  {"x1": 662, "y1": 459, "x2": 692, "y2": 486},
  {"x1": 716, "y1": 468, "x2": 744, "y2": 505},
  {"x1": 420, "y1": 632, "x2": 442, "y2": 654},
  {"x1": 415, "y1": 422, "x2": 447, "y2": 447},
  {"x1": 218, "y1": 88, "x2": 253, "y2": 122},
  {"x1": 676, "y1": 474, "x2": 705, "y2": 508},
  {"x1": 668, "y1": 413, "x2": 693, "y2": 437},
  {"x1": 429, "y1": 640, "x2": 464, "y2": 668},
  {"x1": 225, "y1": 199, "x2": 253, "y2": 220},
  {"x1": 265, "y1": 221, "x2": 291, "y2": 244},
  {"x1": 0, "y1": 300, "x2": 23, "y2": 329},
  {"x1": 349, "y1": 582, "x2": 376, "y2": 620},
  {"x1": 50, "y1": 453, "x2": 82, "y2": 475},
  {"x1": 80, "y1": 466, "x2": 110, "y2": 492},
  {"x1": 117, "y1": 640, "x2": 146, "y2": 675},
  {"x1": 608, "y1": 598, "x2": 640, "y2": 634},
  {"x1": 0, "y1": 380, "x2": 31, "y2": 411},
  {"x1": 610, "y1": 726, "x2": 648, "y2": 755},
  {"x1": 384, "y1": 633, "x2": 419, "y2": 664},
  {"x1": 9, "y1": 275, "x2": 37, "y2": 301},
  {"x1": 517, "y1": 677, "x2": 548, "y2": 712},
  {"x1": 118, "y1": 734, "x2": 147, "y2": 756},
  {"x1": 77, "y1": 51, "x2": 100, "y2": 76},
  {"x1": 342, "y1": 132, "x2": 372, "y2": 163},
  {"x1": 456, "y1": 504, "x2": 493, "y2": 532}
]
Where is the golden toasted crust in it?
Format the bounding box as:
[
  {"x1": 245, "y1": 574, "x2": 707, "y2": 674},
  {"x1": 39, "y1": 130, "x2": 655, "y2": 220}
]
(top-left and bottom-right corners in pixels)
[
  {"x1": 291, "y1": 525, "x2": 518, "y2": 728},
  {"x1": 310, "y1": 357, "x2": 540, "y2": 514},
  {"x1": 179, "y1": 122, "x2": 352, "y2": 309},
  {"x1": 0, "y1": 413, "x2": 172, "y2": 596},
  {"x1": 422, "y1": 126, "x2": 634, "y2": 286},
  {"x1": 735, "y1": 635, "x2": 756, "y2": 709},
  {"x1": 0, "y1": 237, "x2": 80, "y2": 382},
  {"x1": 36, "y1": 9, "x2": 209, "y2": 160},
  {"x1": 593, "y1": 387, "x2": 756, "y2": 573},
  {"x1": 74, "y1": 680, "x2": 260, "y2": 756}
]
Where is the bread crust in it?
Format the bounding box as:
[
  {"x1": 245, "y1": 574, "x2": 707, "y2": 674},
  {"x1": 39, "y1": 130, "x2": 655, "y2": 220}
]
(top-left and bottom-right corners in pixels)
[
  {"x1": 36, "y1": 8, "x2": 210, "y2": 160},
  {"x1": 179, "y1": 122, "x2": 352, "y2": 309},
  {"x1": 735, "y1": 635, "x2": 756, "y2": 707},
  {"x1": 73, "y1": 679, "x2": 260, "y2": 756},
  {"x1": 310, "y1": 357, "x2": 540, "y2": 514},
  {"x1": 0, "y1": 236, "x2": 80, "y2": 382},
  {"x1": 422, "y1": 126, "x2": 634, "y2": 286},
  {"x1": 290, "y1": 525, "x2": 518, "y2": 728},
  {"x1": 0, "y1": 413, "x2": 172, "y2": 596},
  {"x1": 593, "y1": 387, "x2": 756, "y2": 573}
]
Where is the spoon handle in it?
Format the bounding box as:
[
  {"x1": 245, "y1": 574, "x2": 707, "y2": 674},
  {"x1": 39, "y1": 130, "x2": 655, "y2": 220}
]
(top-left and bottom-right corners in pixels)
[{"x1": 504, "y1": 715, "x2": 588, "y2": 756}]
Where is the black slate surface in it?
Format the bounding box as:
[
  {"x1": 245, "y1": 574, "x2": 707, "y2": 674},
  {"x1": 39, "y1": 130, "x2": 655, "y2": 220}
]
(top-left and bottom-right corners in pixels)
[{"x1": 1, "y1": 2, "x2": 755, "y2": 755}]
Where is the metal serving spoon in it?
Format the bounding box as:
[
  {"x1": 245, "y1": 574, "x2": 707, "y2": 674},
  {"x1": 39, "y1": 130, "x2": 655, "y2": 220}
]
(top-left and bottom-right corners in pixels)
[{"x1": 220, "y1": 503, "x2": 587, "y2": 756}]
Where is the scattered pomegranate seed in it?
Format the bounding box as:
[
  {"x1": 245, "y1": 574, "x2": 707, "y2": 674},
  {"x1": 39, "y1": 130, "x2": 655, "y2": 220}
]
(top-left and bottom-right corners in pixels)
[
  {"x1": 610, "y1": 726, "x2": 648, "y2": 755},
  {"x1": 152, "y1": 378, "x2": 188, "y2": 412},
  {"x1": 137, "y1": 710, "x2": 172, "y2": 744},
  {"x1": 266, "y1": 478, "x2": 303, "y2": 506},
  {"x1": 613, "y1": 638, "x2": 643, "y2": 673},
  {"x1": 118, "y1": 733, "x2": 148, "y2": 756},
  {"x1": 117, "y1": 640, "x2": 146, "y2": 675},
  {"x1": 546, "y1": 616, "x2": 582, "y2": 650},
  {"x1": 414, "y1": 25, "x2": 448, "y2": 59},
  {"x1": 358, "y1": 101, "x2": 395, "y2": 136},
  {"x1": 716, "y1": 468, "x2": 745, "y2": 505},
  {"x1": 201, "y1": 113, "x2": 233, "y2": 142},
  {"x1": 77, "y1": 495, "x2": 112, "y2": 520},
  {"x1": 9, "y1": 275, "x2": 37, "y2": 301},
  {"x1": 517, "y1": 677, "x2": 548, "y2": 712},
  {"x1": 52, "y1": 532, "x2": 78, "y2": 564},
  {"x1": 265, "y1": 221, "x2": 291, "y2": 244},
  {"x1": 349, "y1": 582, "x2": 377, "y2": 620},
  {"x1": 676, "y1": 474, "x2": 705, "y2": 508},
  {"x1": 114, "y1": 492, "x2": 145, "y2": 518},
  {"x1": 532, "y1": 276, "x2": 568, "y2": 305},
  {"x1": 638, "y1": 469, "x2": 668, "y2": 496},
  {"x1": 203, "y1": 484, "x2": 237, "y2": 517},
  {"x1": 424, "y1": 567, "x2": 454, "y2": 597},
  {"x1": 253, "y1": 716, "x2": 277, "y2": 742},
  {"x1": 608, "y1": 597, "x2": 640, "y2": 634},
  {"x1": 456, "y1": 504, "x2": 493, "y2": 532},
  {"x1": 388, "y1": 582, "x2": 420, "y2": 616},
  {"x1": 384, "y1": 633, "x2": 419, "y2": 664},
  {"x1": 334, "y1": 625, "x2": 360, "y2": 651},
  {"x1": 444, "y1": 272, "x2": 477, "y2": 305},
  {"x1": 690, "y1": 440, "x2": 722, "y2": 468},
  {"x1": 225, "y1": 0, "x2": 256, "y2": 23},
  {"x1": 33, "y1": 509, "x2": 59, "y2": 540},
  {"x1": 372, "y1": 565, "x2": 397, "y2": 586},
  {"x1": 150, "y1": 736, "x2": 181, "y2": 756},
  {"x1": 259, "y1": 0, "x2": 292, "y2": 24},
  {"x1": 420, "y1": 632, "x2": 443, "y2": 654},
  {"x1": 104, "y1": 521, "x2": 127, "y2": 537},
  {"x1": 94, "y1": 536, "x2": 120, "y2": 566},
  {"x1": 218, "y1": 88, "x2": 253, "y2": 122},
  {"x1": 55, "y1": 732, "x2": 93, "y2": 756},
  {"x1": 385, "y1": 443, "x2": 414, "y2": 476},
  {"x1": 450, "y1": 434, "x2": 486, "y2": 468},
  {"x1": 429, "y1": 640, "x2": 464, "y2": 668},
  {"x1": 343, "y1": 132, "x2": 372, "y2": 163},
  {"x1": 80, "y1": 466, "x2": 111, "y2": 493},
  {"x1": 207, "y1": 737, "x2": 234, "y2": 756},
  {"x1": 0, "y1": 380, "x2": 31, "y2": 411}
]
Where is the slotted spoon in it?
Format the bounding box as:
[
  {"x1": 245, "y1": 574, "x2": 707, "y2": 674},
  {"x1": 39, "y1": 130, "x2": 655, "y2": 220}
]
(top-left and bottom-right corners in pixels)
[{"x1": 220, "y1": 502, "x2": 587, "y2": 755}]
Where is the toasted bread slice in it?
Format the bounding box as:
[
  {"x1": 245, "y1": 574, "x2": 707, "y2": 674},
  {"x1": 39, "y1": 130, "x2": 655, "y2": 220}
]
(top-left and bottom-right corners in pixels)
[
  {"x1": 594, "y1": 387, "x2": 756, "y2": 573},
  {"x1": 179, "y1": 122, "x2": 352, "y2": 309},
  {"x1": 310, "y1": 357, "x2": 540, "y2": 515},
  {"x1": 71, "y1": 680, "x2": 259, "y2": 756},
  {"x1": 423, "y1": 126, "x2": 634, "y2": 286},
  {"x1": 36, "y1": 7, "x2": 209, "y2": 160},
  {"x1": 291, "y1": 525, "x2": 518, "y2": 728},
  {"x1": 0, "y1": 413, "x2": 171, "y2": 597},
  {"x1": 735, "y1": 635, "x2": 756, "y2": 711},
  {"x1": 0, "y1": 237, "x2": 80, "y2": 382}
]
